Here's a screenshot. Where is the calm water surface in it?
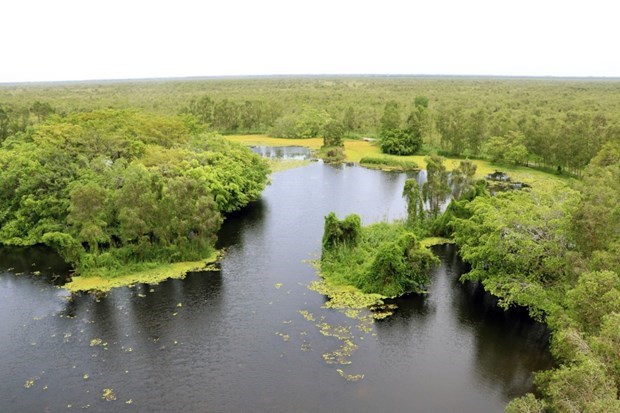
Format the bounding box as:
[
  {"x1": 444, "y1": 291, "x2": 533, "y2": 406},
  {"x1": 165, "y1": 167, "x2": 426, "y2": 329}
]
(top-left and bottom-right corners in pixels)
[{"x1": 0, "y1": 161, "x2": 552, "y2": 412}]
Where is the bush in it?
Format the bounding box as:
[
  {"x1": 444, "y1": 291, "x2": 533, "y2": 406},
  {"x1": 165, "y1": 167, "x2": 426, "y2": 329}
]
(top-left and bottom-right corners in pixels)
[
  {"x1": 380, "y1": 129, "x2": 421, "y2": 156},
  {"x1": 321, "y1": 213, "x2": 362, "y2": 253},
  {"x1": 362, "y1": 232, "x2": 438, "y2": 296},
  {"x1": 320, "y1": 146, "x2": 345, "y2": 164}
]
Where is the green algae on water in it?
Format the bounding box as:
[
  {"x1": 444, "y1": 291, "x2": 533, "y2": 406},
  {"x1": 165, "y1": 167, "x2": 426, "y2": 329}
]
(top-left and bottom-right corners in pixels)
[{"x1": 64, "y1": 251, "x2": 220, "y2": 293}]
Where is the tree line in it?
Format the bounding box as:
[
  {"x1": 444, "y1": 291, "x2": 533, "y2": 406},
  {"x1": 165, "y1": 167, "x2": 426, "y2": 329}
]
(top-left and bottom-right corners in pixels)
[{"x1": 2, "y1": 76, "x2": 619, "y2": 174}]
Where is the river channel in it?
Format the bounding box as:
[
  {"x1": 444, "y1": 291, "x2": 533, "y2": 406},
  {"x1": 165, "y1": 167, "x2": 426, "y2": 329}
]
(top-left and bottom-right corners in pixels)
[{"x1": 0, "y1": 149, "x2": 553, "y2": 412}]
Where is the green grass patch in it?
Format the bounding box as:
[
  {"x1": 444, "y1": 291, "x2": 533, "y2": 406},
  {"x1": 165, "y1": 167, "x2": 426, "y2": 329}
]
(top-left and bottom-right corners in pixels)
[
  {"x1": 359, "y1": 156, "x2": 420, "y2": 172},
  {"x1": 65, "y1": 251, "x2": 219, "y2": 293}
]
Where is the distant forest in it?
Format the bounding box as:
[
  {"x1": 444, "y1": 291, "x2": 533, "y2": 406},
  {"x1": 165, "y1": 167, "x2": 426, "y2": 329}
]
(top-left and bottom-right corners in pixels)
[{"x1": 1, "y1": 76, "x2": 619, "y2": 175}]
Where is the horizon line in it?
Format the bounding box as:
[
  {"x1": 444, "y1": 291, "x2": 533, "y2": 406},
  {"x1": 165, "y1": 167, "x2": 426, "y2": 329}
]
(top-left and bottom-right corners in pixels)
[{"x1": 2, "y1": 73, "x2": 620, "y2": 86}]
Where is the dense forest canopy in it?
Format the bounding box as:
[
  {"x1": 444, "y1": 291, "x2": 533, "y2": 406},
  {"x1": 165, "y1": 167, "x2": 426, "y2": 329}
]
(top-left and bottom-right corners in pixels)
[
  {"x1": 1, "y1": 76, "x2": 619, "y2": 174},
  {"x1": 0, "y1": 110, "x2": 269, "y2": 275}
]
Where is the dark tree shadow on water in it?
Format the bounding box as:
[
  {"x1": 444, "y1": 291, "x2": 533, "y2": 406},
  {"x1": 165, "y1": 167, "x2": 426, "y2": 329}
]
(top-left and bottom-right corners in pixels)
[
  {"x1": 216, "y1": 199, "x2": 266, "y2": 249},
  {"x1": 0, "y1": 245, "x2": 71, "y2": 285}
]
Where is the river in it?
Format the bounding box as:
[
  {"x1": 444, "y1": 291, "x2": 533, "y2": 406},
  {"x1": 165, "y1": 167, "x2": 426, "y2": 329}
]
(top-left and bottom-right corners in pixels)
[{"x1": 0, "y1": 151, "x2": 552, "y2": 412}]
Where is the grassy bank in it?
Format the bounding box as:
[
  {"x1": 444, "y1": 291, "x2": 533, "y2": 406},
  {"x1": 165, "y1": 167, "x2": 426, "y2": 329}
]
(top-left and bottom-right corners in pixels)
[
  {"x1": 359, "y1": 156, "x2": 419, "y2": 172},
  {"x1": 65, "y1": 252, "x2": 219, "y2": 293},
  {"x1": 226, "y1": 135, "x2": 569, "y2": 185}
]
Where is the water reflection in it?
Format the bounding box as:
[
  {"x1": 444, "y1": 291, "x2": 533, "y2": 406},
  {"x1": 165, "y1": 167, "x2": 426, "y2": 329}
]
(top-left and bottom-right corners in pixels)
[
  {"x1": 216, "y1": 199, "x2": 266, "y2": 249},
  {"x1": 251, "y1": 145, "x2": 314, "y2": 159},
  {"x1": 0, "y1": 245, "x2": 70, "y2": 284},
  {"x1": 438, "y1": 245, "x2": 552, "y2": 399}
]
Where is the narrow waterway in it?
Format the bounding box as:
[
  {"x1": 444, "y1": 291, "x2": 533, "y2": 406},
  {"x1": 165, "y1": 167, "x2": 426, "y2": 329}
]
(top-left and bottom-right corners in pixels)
[{"x1": 0, "y1": 158, "x2": 552, "y2": 412}]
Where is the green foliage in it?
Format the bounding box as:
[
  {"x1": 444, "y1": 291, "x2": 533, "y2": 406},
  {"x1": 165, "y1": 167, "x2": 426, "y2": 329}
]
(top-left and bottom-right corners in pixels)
[
  {"x1": 451, "y1": 147, "x2": 620, "y2": 408},
  {"x1": 535, "y1": 357, "x2": 620, "y2": 413},
  {"x1": 431, "y1": 179, "x2": 488, "y2": 238},
  {"x1": 380, "y1": 129, "x2": 422, "y2": 155},
  {"x1": 483, "y1": 131, "x2": 529, "y2": 165},
  {"x1": 181, "y1": 95, "x2": 280, "y2": 133},
  {"x1": 549, "y1": 326, "x2": 592, "y2": 364},
  {"x1": 414, "y1": 95, "x2": 429, "y2": 109},
  {"x1": 0, "y1": 110, "x2": 269, "y2": 275},
  {"x1": 321, "y1": 213, "x2": 362, "y2": 252},
  {"x1": 319, "y1": 146, "x2": 345, "y2": 164},
  {"x1": 322, "y1": 119, "x2": 345, "y2": 148},
  {"x1": 319, "y1": 120, "x2": 346, "y2": 163},
  {"x1": 362, "y1": 232, "x2": 438, "y2": 296},
  {"x1": 591, "y1": 313, "x2": 620, "y2": 392},
  {"x1": 270, "y1": 106, "x2": 331, "y2": 138},
  {"x1": 453, "y1": 185, "x2": 580, "y2": 319},
  {"x1": 402, "y1": 178, "x2": 425, "y2": 229},
  {"x1": 423, "y1": 154, "x2": 451, "y2": 217},
  {"x1": 450, "y1": 160, "x2": 477, "y2": 200},
  {"x1": 320, "y1": 217, "x2": 438, "y2": 297},
  {"x1": 2, "y1": 77, "x2": 619, "y2": 174},
  {"x1": 359, "y1": 156, "x2": 418, "y2": 171},
  {"x1": 573, "y1": 141, "x2": 620, "y2": 272},
  {"x1": 41, "y1": 232, "x2": 84, "y2": 265},
  {"x1": 566, "y1": 271, "x2": 620, "y2": 334},
  {"x1": 505, "y1": 393, "x2": 546, "y2": 413},
  {"x1": 380, "y1": 100, "x2": 401, "y2": 133},
  {"x1": 379, "y1": 101, "x2": 422, "y2": 156}
]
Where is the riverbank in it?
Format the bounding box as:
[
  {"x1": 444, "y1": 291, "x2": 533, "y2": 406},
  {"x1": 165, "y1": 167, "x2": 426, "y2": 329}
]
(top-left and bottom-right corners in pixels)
[
  {"x1": 64, "y1": 252, "x2": 220, "y2": 293},
  {"x1": 226, "y1": 135, "x2": 570, "y2": 185}
]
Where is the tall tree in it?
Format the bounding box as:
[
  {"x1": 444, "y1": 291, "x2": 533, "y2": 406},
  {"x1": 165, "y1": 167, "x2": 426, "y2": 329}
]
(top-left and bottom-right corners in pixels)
[{"x1": 422, "y1": 155, "x2": 451, "y2": 217}]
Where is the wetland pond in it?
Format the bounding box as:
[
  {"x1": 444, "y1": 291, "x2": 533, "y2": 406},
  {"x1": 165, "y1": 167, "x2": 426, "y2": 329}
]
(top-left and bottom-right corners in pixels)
[{"x1": 0, "y1": 149, "x2": 553, "y2": 412}]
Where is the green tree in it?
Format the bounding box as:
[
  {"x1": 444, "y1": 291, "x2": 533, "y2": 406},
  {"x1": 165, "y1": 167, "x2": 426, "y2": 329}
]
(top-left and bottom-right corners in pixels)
[
  {"x1": 380, "y1": 100, "x2": 401, "y2": 133},
  {"x1": 436, "y1": 107, "x2": 466, "y2": 155},
  {"x1": 322, "y1": 213, "x2": 362, "y2": 253},
  {"x1": 342, "y1": 105, "x2": 358, "y2": 132},
  {"x1": 505, "y1": 393, "x2": 546, "y2": 413},
  {"x1": 422, "y1": 155, "x2": 451, "y2": 217},
  {"x1": 379, "y1": 105, "x2": 422, "y2": 156},
  {"x1": 566, "y1": 270, "x2": 620, "y2": 334},
  {"x1": 453, "y1": 186, "x2": 580, "y2": 319},
  {"x1": 483, "y1": 131, "x2": 529, "y2": 165},
  {"x1": 536, "y1": 358, "x2": 619, "y2": 413},
  {"x1": 464, "y1": 108, "x2": 487, "y2": 155},
  {"x1": 450, "y1": 160, "x2": 477, "y2": 200},
  {"x1": 414, "y1": 95, "x2": 429, "y2": 109},
  {"x1": 322, "y1": 120, "x2": 345, "y2": 148},
  {"x1": 592, "y1": 313, "x2": 620, "y2": 392},
  {"x1": 402, "y1": 178, "x2": 425, "y2": 228},
  {"x1": 68, "y1": 182, "x2": 110, "y2": 253},
  {"x1": 573, "y1": 142, "x2": 620, "y2": 272},
  {"x1": 30, "y1": 101, "x2": 55, "y2": 122},
  {"x1": 363, "y1": 232, "x2": 438, "y2": 296}
]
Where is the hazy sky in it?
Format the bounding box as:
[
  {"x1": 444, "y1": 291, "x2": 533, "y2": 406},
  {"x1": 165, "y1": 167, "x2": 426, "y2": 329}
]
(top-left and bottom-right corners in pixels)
[{"x1": 2, "y1": 0, "x2": 619, "y2": 83}]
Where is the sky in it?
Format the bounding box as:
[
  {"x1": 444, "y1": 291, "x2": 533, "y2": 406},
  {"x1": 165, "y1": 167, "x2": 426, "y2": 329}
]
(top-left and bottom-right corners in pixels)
[{"x1": 1, "y1": 0, "x2": 619, "y2": 83}]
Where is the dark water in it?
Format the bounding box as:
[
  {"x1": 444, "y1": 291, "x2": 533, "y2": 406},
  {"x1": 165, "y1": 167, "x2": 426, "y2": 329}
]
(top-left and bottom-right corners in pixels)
[{"x1": 0, "y1": 162, "x2": 552, "y2": 412}]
